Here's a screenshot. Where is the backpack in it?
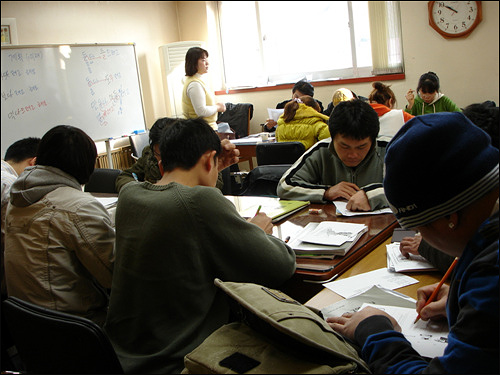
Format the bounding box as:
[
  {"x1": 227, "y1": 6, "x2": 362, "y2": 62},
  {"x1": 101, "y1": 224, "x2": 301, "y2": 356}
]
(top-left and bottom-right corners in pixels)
[{"x1": 182, "y1": 279, "x2": 371, "y2": 374}]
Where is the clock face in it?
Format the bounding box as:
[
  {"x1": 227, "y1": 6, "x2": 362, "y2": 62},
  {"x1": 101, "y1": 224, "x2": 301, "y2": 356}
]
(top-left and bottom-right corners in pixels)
[{"x1": 431, "y1": 1, "x2": 479, "y2": 36}]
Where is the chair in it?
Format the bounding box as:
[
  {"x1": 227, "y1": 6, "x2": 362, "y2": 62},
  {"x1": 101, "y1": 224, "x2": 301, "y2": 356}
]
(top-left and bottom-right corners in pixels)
[
  {"x1": 129, "y1": 131, "x2": 150, "y2": 160},
  {"x1": 84, "y1": 168, "x2": 122, "y2": 194},
  {"x1": 256, "y1": 141, "x2": 306, "y2": 166},
  {"x1": 2, "y1": 296, "x2": 123, "y2": 374},
  {"x1": 239, "y1": 164, "x2": 292, "y2": 197},
  {"x1": 217, "y1": 103, "x2": 253, "y2": 139}
]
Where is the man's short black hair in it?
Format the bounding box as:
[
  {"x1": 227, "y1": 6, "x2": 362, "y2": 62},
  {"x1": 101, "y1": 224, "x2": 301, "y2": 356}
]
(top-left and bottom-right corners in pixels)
[
  {"x1": 328, "y1": 99, "x2": 380, "y2": 145},
  {"x1": 4, "y1": 137, "x2": 41, "y2": 163},
  {"x1": 159, "y1": 118, "x2": 221, "y2": 172},
  {"x1": 149, "y1": 117, "x2": 178, "y2": 148},
  {"x1": 36, "y1": 125, "x2": 97, "y2": 184}
]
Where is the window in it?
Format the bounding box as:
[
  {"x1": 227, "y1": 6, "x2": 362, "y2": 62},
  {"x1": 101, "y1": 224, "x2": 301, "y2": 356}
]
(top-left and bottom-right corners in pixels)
[{"x1": 216, "y1": 1, "x2": 403, "y2": 89}]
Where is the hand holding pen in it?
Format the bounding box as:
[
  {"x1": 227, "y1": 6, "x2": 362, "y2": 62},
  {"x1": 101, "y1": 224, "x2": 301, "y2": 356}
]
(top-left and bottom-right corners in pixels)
[{"x1": 414, "y1": 257, "x2": 458, "y2": 323}]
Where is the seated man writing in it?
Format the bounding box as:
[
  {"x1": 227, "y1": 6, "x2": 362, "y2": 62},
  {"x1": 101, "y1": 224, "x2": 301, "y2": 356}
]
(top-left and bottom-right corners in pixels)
[
  {"x1": 104, "y1": 118, "x2": 296, "y2": 374},
  {"x1": 277, "y1": 99, "x2": 388, "y2": 211},
  {"x1": 327, "y1": 112, "x2": 499, "y2": 373}
]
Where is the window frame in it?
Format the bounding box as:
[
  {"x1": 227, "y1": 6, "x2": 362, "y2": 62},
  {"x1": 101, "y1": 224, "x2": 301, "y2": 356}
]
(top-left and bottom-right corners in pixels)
[{"x1": 213, "y1": 1, "x2": 404, "y2": 92}]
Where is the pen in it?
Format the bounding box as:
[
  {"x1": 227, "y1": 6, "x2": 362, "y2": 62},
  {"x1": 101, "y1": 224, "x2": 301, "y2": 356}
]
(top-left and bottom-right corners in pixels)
[
  {"x1": 132, "y1": 172, "x2": 139, "y2": 182},
  {"x1": 284, "y1": 236, "x2": 290, "y2": 243},
  {"x1": 254, "y1": 205, "x2": 262, "y2": 217},
  {"x1": 414, "y1": 257, "x2": 459, "y2": 324}
]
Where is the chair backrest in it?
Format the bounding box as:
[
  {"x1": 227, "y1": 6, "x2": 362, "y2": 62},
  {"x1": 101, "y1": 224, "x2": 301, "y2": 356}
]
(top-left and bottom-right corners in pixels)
[
  {"x1": 256, "y1": 142, "x2": 306, "y2": 166},
  {"x1": 240, "y1": 164, "x2": 292, "y2": 197},
  {"x1": 84, "y1": 168, "x2": 122, "y2": 194},
  {"x1": 217, "y1": 103, "x2": 253, "y2": 139},
  {"x1": 2, "y1": 296, "x2": 123, "y2": 374},
  {"x1": 129, "y1": 132, "x2": 150, "y2": 159}
]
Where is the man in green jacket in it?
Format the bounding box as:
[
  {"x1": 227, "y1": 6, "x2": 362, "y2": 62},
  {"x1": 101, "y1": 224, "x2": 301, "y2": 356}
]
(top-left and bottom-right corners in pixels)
[
  {"x1": 104, "y1": 118, "x2": 296, "y2": 374},
  {"x1": 277, "y1": 99, "x2": 388, "y2": 211},
  {"x1": 115, "y1": 117, "x2": 233, "y2": 192}
]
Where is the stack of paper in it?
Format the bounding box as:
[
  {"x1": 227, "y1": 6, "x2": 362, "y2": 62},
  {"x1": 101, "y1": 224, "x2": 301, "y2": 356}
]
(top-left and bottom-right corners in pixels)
[
  {"x1": 386, "y1": 243, "x2": 437, "y2": 273},
  {"x1": 287, "y1": 221, "x2": 368, "y2": 258},
  {"x1": 95, "y1": 197, "x2": 118, "y2": 209}
]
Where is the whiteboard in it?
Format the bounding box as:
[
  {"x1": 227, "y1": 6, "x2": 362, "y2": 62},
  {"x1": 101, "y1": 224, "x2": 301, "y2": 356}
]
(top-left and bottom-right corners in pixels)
[{"x1": 1, "y1": 44, "x2": 146, "y2": 157}]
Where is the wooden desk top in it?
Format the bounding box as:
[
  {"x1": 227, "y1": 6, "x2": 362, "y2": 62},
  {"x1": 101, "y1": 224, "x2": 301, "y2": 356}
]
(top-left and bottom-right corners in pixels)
[
  {"x1": 275, "y1": 203, "x2": 399, "y2": 282},
  {"x1": 305, "y1": 237, "x2": 443, "y2": 310},
  {"x1": 275, "y1": 203, "x2": 399, "y2": 303}
]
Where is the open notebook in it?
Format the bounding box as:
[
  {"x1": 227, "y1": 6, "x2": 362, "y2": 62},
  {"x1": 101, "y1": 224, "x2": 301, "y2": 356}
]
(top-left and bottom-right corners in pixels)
[{"x1": 225, "y1": 196, "x2": 309, "y2": 223}]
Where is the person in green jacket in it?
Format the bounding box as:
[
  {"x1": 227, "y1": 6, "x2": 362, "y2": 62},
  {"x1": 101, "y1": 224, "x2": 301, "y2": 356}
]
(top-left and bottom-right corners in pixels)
[
  {"x1": 275, "y1": 95, "x2": 330, "y2": 150},
  {"x1": 405, "y1": 71, "x2": 461, "y2": 116},
  {"x1": 104, "y1": 117, "x2": 296, "y2": 374},
  {"x1": 115, "y1": 117, "x2": 237, "y2": 192}
]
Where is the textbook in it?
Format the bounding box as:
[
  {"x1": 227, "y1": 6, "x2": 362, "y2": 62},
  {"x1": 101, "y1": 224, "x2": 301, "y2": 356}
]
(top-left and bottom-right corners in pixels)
[
  {"x1": 225, "y1": 196, "x2": 310, "y2": 223},
  {"x1": 288, "y1": 222, "x2": 368, "y2": 257}
]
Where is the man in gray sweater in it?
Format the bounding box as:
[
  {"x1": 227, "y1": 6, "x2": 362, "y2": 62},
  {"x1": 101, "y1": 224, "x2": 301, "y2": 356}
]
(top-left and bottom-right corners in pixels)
[{"x1": 104, "y1": 118, "x2": 296, "y2": 374}]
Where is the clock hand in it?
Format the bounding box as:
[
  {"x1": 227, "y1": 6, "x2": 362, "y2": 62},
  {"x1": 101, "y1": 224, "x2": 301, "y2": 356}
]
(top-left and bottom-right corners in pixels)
[{"x1": 444, "y1": 5, "x2": 458, "y2": 13}]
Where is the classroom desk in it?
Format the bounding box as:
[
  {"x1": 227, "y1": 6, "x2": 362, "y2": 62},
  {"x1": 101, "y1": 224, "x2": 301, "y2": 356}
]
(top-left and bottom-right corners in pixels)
[
  {"x1": 275, "y1": 203, "x2": 399, "y2": 303},
  {"x1": 304, "y1": 236, "x2": 443, "y2": 310},
  {"x1": 95, "y1": 191, "x2": 399, "y2": 304}
]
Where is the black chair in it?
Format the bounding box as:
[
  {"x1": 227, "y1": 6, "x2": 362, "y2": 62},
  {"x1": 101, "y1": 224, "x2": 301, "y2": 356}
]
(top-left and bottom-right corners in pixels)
[
  {"x1": 256, "y1": 142, "x2": 305, "y2": 166},
  {"x1": 129, "y1": 131, "x2": 150, "y2": 160},
  {"x1": 2, "y1": 296, "x2": 123, "y2": 374},
  {"x1": 84, "y1": 168, "x2": 122, "y2": 194},
  {"x1": 240, "y1": 164, "x2": 292, "y2": 197},
  {"x1": 217, "y1": 103, "x2": 253, "y2": 139}
]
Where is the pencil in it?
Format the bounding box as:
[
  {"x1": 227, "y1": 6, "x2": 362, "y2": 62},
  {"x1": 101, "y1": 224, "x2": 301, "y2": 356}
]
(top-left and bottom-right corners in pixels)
[
  {"x1": 284, "y1": 236, "x2": 290, "y2": 243},
  {"x1": 254, "y1": 205, "x2": 262, "y2": 217},
  {"x1": 414, "y1": 257, "x2": 459, "y2": 324}
]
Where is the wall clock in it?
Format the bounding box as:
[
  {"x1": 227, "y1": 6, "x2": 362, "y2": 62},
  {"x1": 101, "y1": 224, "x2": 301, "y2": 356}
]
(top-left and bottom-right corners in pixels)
[{"x1": 428, "y1": 1, "x2": 482, "y2": 39}]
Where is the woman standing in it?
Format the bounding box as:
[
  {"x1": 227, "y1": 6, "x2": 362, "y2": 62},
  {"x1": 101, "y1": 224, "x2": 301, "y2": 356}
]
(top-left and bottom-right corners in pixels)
[{"x1": 182, "y1": 47, "x2": 226, "y2": 130}]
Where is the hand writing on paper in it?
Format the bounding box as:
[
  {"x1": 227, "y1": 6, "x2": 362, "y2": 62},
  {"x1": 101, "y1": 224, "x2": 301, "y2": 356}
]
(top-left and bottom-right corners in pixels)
[
  {"x1": 218, "y1": 138, "x2": 240, "y2": 171},
  {"x1": 324, "y1": 181, "x2": 360, "y2": 202},
  {"x1": 399, "y1": 233, "x2": 422, "y2": 258},
  {"x1": 416, "y1": 283, "x2": 449, "y2": 322},
  {"x1": 346, "y1": 190, "x2": 371, "y2": 212},
  {"x1": 249, "y1": 213, "x2": 273, "y2": 234},
  {"x1": 326, "y1": 306, "x2": 401, "y2": 342}
]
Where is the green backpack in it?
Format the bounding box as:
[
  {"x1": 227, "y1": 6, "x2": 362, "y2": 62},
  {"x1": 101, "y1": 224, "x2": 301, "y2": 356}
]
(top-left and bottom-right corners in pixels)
[{"x1": 182, "y1": 278, "x2": 371, "y2": 374}]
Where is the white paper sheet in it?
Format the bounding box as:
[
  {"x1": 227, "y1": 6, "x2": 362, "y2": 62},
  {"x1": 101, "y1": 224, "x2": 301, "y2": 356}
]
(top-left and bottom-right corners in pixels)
[
  {"x1": 333, "y1": 200, "x2": 393, "y2": 216},
  {"x1": 386, "y1": 243, "x2": 437, "y2": 272},
  {"x1": 359, "y1": 303, "x2": 449, "y2": 358},
  {"x1": 323, "y1": 268, "x2": 419, "y2": 298}
]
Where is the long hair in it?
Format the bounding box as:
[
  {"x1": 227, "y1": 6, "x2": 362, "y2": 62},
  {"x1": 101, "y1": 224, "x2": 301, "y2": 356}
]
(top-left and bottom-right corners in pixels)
[{"x1": 283, "y1": 96, "x2": 320, "y2": 123}]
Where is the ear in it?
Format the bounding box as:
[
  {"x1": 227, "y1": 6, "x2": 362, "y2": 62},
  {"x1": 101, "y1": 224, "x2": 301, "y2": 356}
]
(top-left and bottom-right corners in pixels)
[
  {"x1": 158, "y1": 160, "x2": 164, "y2": 176},
  {"x1": 447, "y1": 212, "x2": 459, "y2": 230},
  {"x1": 202, "y1": 150, "x2": 217, "y2": 172},
  {"x1": 28, "y1": 157, "x2": 37, "y2": 166}
]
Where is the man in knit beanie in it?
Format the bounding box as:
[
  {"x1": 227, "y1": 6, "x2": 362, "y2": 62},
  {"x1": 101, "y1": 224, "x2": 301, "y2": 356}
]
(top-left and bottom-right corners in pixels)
[{"x1": 326, "y1": 112, "x2": 499, "y2": 374}]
